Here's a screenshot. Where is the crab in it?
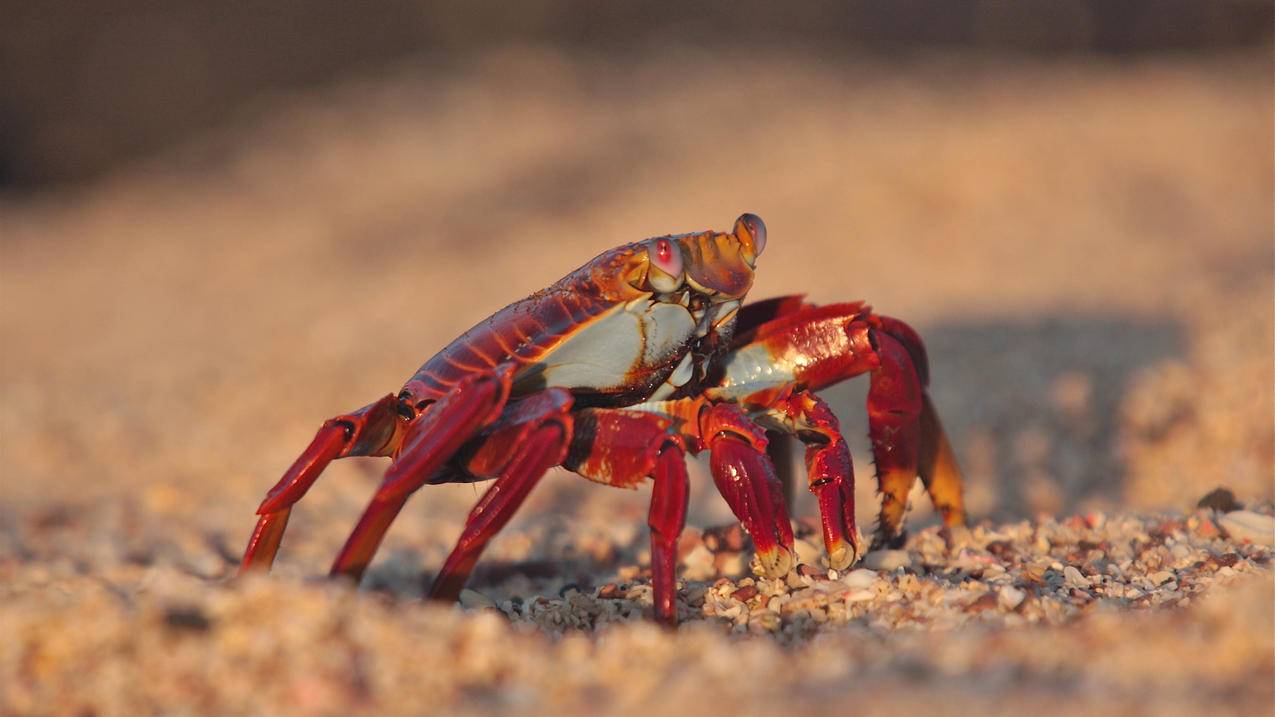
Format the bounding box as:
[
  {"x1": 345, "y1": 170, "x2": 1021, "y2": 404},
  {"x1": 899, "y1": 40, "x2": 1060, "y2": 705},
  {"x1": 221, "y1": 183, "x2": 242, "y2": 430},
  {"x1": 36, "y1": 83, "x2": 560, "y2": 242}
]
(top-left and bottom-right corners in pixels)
[{"x1": 240, "y1": 214, "x2": 966, "y2": 624}]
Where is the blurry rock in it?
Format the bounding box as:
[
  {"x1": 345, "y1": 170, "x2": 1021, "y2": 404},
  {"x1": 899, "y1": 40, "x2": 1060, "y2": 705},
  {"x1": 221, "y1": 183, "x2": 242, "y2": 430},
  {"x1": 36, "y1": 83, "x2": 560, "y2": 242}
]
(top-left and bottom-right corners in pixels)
[
  {"x1": 862, "y1": 550, "x2": 911, "y2": 572},
  {"x1": 702, "y1": 524, "x2": 745, "y2": 553},
  {"x1": 792, "y1": 538, "x2": 821, "y2": 567},
  {"x1": 998, "y1": 585, "x2": 1027, "y2": 610},
  {"x1": 1217, "y1": 511, "x2": 1275, "y2": 546},
  {"x1": 1197, "y1": 487, "x2": 1242, "y2": 512},
  {"x1": 676, "y1": 528, "x2": 702, "y2": 560},
  {"x1": 940, "y1": 525, "x2": 974, "y2": 550},
  {"x1": 162, "y1": 603, "x2": 212, "y2": 632},
  {"x1": 796, "y1": 564, "x2": 827, "y2": 580},
  {"x1": 714, "y1": 551, "x2": 745, "y2": 576},
  {"x1": 966, "y1": 592, "x2": 998, "y2": 613},
  {"x1": 1063, "y1": 566, "x2": 1089, "y2": 588},
  {"x1": 841, "y1": 569, "x2": 880, "y2": 590},
  {"x1": 682, "y1": 544, "x2": 717, "y2": 581},
  {"x1": 459, "y1": 589, "x2": 496, "y2": 610}
]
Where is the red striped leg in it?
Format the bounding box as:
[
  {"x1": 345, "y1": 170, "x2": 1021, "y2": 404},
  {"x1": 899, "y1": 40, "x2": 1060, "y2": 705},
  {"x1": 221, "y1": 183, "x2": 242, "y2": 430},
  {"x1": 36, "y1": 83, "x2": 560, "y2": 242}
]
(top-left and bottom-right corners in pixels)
[
  {"x1": 241, "y1": 393, "x2": 403, "y2": 573},
  {"x1": 428, "y1": 391, "x2": 574, "y2": 602},
  {"x1": 329, "y1": 365, "x2": 513, "y2": 582}
]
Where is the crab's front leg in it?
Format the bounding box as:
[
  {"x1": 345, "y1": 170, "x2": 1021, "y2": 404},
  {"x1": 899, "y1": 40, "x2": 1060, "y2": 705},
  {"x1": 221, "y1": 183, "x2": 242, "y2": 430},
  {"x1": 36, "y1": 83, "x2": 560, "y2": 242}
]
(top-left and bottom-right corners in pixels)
[{"x1": 564, "y1": 409, "x2": 690, "y2": 624}]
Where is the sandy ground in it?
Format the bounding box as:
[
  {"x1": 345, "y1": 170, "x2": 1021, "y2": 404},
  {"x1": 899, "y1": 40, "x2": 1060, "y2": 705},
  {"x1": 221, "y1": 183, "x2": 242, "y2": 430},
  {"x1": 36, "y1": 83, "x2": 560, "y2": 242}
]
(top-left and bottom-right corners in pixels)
[{"x1": 1, "y1": 49, "x2": 1272, "y2": 715}]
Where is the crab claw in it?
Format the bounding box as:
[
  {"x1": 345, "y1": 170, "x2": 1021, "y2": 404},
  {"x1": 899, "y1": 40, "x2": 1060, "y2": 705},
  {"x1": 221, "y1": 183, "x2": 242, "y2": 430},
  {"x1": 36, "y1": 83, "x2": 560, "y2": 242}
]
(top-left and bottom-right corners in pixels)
[
  {"x1": 705, "y1": 405, "x2": 795, "y2": 579},
  {"x1": 813, "y1": 479, "x2": 861, "y2": 571}
]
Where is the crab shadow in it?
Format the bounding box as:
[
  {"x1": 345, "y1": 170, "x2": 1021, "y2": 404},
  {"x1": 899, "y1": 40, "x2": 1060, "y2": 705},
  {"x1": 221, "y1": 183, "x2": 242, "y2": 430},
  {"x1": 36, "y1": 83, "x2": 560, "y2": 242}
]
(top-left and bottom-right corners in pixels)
[{"x1": 838, "y1": 314, "x2": 1185, "y2": 524}]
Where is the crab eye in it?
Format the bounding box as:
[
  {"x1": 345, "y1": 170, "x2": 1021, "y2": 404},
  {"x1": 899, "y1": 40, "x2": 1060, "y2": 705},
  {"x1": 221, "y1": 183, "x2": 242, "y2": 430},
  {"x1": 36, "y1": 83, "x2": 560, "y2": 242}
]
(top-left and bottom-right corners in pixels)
[
  {"x1": 653, "y1": 238, "x2": 682, "y2": 274},
  {"x1": 734, "y1": 213, "x2": 766, "y2": 263},
  {"x1": 648, "y1": 238, "x2": 684, "y2": 292}
]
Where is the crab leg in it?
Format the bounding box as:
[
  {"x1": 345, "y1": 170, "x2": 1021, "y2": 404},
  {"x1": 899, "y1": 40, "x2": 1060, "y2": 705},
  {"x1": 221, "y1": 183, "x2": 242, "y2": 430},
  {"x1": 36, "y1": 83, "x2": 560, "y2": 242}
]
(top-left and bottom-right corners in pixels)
[
  {"x1": 866, "y1": 330, "x2": 924, "y2": 549},
  {"x1": 763, "y1": 389, "x2": 861, "y2": 570},
  {"x1": 427, "y1": 389, "x2": 575, "y2": 602},
  {"x1": 702, "y1": 403, "x2": 795, "y2": 578},
  {"x1": 871, "y1": 321, "x2": 966, "y2": 545},
  {"x1": 917, "y1": 394, "x2": 967, "y2": 527},
  {"x1": 241, "y1": 393, "x2": 404, "y2": 572},
  {"x1": 564, "y1": 408, "x2": 689, "y2": 624},
  {"x1": 329, "y1": 365, "x2": 514, "y2": 582}
]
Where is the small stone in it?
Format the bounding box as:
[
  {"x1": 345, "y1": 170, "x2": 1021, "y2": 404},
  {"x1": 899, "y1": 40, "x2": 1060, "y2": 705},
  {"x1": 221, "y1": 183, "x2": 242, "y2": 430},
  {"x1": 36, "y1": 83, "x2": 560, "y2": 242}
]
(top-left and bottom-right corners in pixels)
[
  {"x1": 682, "y1": 544, "x2": 717, "y2": 581},
  {"x1": 940, "y1": 525, "x2": 974, "y2": 550},
  {"x1": 862, "y1": 550, "x2": 911, "y2": 572},
  {"x1": 676, "y1": 527, "x2": 703, "y2": 560},
  {"x1": 703, "y1": 524, "x2": 746, "y2": 553},
  {"x1": 1193, "y1": 518, "x2": 1221, "y2": 538},
  {"x1": 1217, "y1": 510, "x2": 1275, "y2": 546},
  {"x1": 985, "y1": 541, "x2": 1016, "y2": 559},
  {"x1": 966, "y1": 592, "x2": 998, "y2": 613},
  {"x1": 732, "y1": 585, "x2": 759, "y2": 602},
  {"x1": 842, "y1": 569, "x2": 880, "y2": 590},
  {"x1": 793, "y1": 538, "x2": 822, "y2": 566},
  {"x1": 162, "y1": 604, "x2": 212, "y2": 632},
  {"x1": 1149, "y1": 570, "x2": 1175, "y2": 585},
  {"x1": 796, "y1": 564, "x2": 827, "y2": 580},
  {"x1": 1062, "y1": 566, "x2": 1089, "y2": 588},
  {"x1": 459, "y1": 589, "x2": 496, "y2": 610},
  {"x1": 1196, "y1": 487, "x2": 1242, "y2": 512},
  {"x1": 597, "y1": 583, "x2": 621, "y2": 599},
  {"x1": 715, "y1": 552, "x2": 746, "y2": 576},
  {"x1": 998, "y1": 585, "x2": 1027, "y2": 610}
]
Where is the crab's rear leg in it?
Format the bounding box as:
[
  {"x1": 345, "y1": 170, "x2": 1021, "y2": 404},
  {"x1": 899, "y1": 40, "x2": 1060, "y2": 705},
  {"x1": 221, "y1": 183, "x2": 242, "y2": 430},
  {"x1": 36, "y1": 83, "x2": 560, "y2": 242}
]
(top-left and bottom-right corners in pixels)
[
  {"x1": 425, "y1": 388, "x2": 575, "y2": 601},
  {"x1": 241, "y1": 393, "x2": 404, "y2": 573},
  {"x1": 328, "y1": 364, "x2": 515, "y2": 581},
  {"x1": 873, "y1": 320, "x2": 967, "y2": 547}
]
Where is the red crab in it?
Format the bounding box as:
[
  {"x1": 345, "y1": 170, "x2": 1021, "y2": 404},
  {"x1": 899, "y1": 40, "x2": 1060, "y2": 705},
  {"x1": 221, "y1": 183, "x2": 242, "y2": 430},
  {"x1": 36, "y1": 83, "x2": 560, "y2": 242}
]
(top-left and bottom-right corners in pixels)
[{"x1": 240, "y1": 214, "x2": 966, "y2": 624}]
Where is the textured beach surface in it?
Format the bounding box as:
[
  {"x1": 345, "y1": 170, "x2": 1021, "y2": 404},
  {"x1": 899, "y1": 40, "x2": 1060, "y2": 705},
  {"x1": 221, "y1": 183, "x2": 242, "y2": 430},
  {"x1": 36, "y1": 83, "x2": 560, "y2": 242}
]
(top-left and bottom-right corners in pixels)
[{"x1": 2, "y1": 50, "x2": 1272, "y2": 715}]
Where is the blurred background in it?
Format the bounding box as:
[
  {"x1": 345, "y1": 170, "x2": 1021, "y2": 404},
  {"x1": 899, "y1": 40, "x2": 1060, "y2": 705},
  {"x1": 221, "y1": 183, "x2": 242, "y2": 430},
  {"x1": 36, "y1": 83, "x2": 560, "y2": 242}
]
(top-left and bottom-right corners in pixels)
[
  {"x1": 2, "y1": 4, "x2": 1273, "y2": 715},
  {"x1": 1, "y1": 0, "x2": 1272, "y2": 584}
]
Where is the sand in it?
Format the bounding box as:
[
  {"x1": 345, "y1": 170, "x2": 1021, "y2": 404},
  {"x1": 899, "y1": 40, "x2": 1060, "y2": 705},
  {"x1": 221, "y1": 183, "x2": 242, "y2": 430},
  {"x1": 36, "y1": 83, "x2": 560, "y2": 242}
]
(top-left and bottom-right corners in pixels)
[{"x1": 2, "y1": 49, "x2": 1272, "y2": 715}]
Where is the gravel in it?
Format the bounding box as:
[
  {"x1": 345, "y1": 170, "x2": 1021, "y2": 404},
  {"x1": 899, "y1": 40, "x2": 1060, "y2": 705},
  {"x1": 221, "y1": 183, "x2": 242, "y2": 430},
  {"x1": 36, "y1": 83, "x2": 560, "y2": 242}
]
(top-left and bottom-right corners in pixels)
[{"x1": 2, "y1": 508, "x2": 1272, "y2": 716}]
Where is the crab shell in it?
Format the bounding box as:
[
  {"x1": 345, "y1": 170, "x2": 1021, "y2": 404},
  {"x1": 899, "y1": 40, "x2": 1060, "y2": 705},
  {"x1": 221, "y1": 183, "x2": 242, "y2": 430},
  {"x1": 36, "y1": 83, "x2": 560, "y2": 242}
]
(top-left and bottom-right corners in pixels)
[{"x1": 400, "y1": 214, "x2": 766, "y2": 409}]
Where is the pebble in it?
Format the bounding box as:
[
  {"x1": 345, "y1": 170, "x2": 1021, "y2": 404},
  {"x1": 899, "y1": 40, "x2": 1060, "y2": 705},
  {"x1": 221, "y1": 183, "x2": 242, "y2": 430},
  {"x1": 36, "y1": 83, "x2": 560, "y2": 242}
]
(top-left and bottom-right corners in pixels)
[
  {"x1": 841, "y1": 569, "x2": 881, "y2": 590},
  {"x1": 862, "y1": 550, "x2": 911, "y2": 572},
  {"x1": 998, "y1": 585, "x2": 1027, "y2": 610},
  {"x1": 682, "y1": 544, "x2": 718, "y2": 581},
  {"x1": 459, "y1": 589, "x2": 496, "y2": 610},
  {"x1": 1217, "y1": 511, "x2": 1275, "y2": 546},
  {"x1": 1063, "y1": 566, "x2": 1089, "y2": 588},
  {"x1": 793, "y1": 539, "x2": 822, "y2": 566}
]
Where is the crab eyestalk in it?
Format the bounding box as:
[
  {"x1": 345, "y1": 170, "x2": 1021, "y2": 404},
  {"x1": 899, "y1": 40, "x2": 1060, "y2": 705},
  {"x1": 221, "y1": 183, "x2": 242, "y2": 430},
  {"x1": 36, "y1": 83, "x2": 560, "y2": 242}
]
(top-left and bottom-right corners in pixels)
[{"x1": 675, "y1": 213, "x2": 765, "y2": 301}]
